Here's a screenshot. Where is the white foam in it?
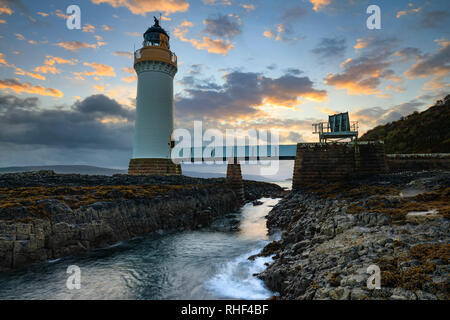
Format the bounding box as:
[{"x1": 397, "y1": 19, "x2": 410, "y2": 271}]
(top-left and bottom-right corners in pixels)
[{"x1": 206, "y1": 246, "x2": 274, "y2": 300}]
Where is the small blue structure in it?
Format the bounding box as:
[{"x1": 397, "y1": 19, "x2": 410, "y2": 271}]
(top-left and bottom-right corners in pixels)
[{"x1": 312, "y1": 112, "x2": 358, "y2": 143}]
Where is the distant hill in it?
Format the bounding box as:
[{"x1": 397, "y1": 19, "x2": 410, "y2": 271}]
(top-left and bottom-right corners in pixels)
[
  {"x1": 0, "y1": 165, "x2": 280, "y2": 182},
  {"x1": 0, "y1": 165, "x2": 127, "y2": 176},
  {"x1": 360, "y1": 95, "x2": 450, "y2": 154}
]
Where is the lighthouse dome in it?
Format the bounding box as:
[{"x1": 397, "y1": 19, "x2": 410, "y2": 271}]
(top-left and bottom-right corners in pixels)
[{"x1": 143, "y1": 17, "x2": 170, "y2": 48}]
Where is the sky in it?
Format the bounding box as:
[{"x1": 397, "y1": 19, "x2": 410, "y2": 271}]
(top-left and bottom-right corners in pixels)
[{"x1": 0, "y1": 0, "x2": 449, "y2": 169}]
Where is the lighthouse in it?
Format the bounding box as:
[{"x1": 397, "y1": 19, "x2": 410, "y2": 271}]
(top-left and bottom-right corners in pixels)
[{"x1": 128, "y1": 17, "x2": 181, "y2": 175}]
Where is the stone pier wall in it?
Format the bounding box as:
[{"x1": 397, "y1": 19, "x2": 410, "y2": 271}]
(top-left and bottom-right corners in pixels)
[
  {"x1": 128, "y1": 158, "x2": 182, "y2": 175},
  {"x1": 292, "y1": 142, "x2": 387, "y2": 189},
  {"x1": 386, "y1": 154, "x2": 450, "y2": 172},
  {"x1": 226, "y1": 162, "x2": 244, "y2": 203}
]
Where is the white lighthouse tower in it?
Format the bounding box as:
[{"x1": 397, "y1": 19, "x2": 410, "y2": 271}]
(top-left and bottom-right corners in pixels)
[{"x1": 128, "y1": 17, "x2": 181, "y2": 175}]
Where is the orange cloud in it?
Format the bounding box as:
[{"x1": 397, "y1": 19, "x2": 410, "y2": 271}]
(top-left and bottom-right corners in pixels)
[
  {"x1": 174, "y1": 23, "x2": 234, "y2": 55},
  {"x1": 0, "y1": 6, "x2": 13, "y2": 15},
  {"x1": 91, "y1": 0, "x2": 189, "y2": 15},
  {"x1": 94, "y1": 85, "x2": 105, "y2": 92},
  {"x1": 0, "y1": 53, "x2": 7, "y2": 66},
  {"x1": 82, "y1": 62, "x2": 116, "y2": 77},
  {"x1": 0, "y1": 79, "x2": 63, "y2": 98},
  {"x1": 33, "y1": 56, "x2": 77, "y2": 75},
  {"x1": 0, "y1": 19, "x2": 6, "y2": 24},
  {"x1": 122, "y1": 67, "x2": 135, "y2": 74},
  {"x1": 309, "y1": 0, "x2": 331, "y2": 12},
  {"x1": 54, "y1": 9, "x2": 69, "y2": 19},
  {"x1": 55, "y1": 41, "x2": 97, "y2": 51},
  {"x1": 122, "y1": 75, "x2": 137, "y2": 83},
  {"x1": 14, "y1": 67, "x2": 46, "y2": 80},
  {"x1": 240, "y1": 4, "x2": 255, "y2": 11},
  {"x1": 82, "y1": 24, "x2": 95, "y2": 33},
  {"x1": 263, "y1": 30, "x2": 274, "y2": 38},
  {"x1": 46, "y1": 56, "x2": 77, "y2": 65},
  {"x1": 34, "y1": 65, "x2": 60, "y2": 75},
  {"x1": 396, "y1": 4, "x2": 421, "y2": 18},
  {"x1": 0, "y1": 54, "x2": 46, "y2": 81},
  {"x1": 15, "y1": 33, "x2": 25, "y2": 41},
  {"x1": 37, "y1": 12, "x2": 48, "y2": 17},
  {"x1": 354, "y1": 38, "x2": 369, "y2": 49}
]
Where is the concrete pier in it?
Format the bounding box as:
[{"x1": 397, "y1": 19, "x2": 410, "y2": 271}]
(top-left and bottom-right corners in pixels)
[
  {"x1": 226, "y1": 162, "x2": 244, "y2": 203},
  {"x1": 292, "y1": 142, "x2": 388, "y2": 189}
]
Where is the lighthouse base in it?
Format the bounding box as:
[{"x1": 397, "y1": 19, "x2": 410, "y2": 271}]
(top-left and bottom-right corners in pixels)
[{"x1": 128, "y1": 158, "x2": 182, "y2": 176}]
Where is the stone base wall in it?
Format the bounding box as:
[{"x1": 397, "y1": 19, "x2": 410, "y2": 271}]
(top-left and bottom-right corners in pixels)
[
  {"x1": 226, "y1": 163, "x2": 244, "y2": 203},
  {"x1": 357, "y1": 143, "x2": 388, "y2": 175},
  {"x1": 128, "y1": 158, "x2": 182, "y2": 175},
  {"x1": 292, "y1": 142, "x2": 387, "y2": 189},
  {"x1": 387, "y1": 154, "x2": 450, "y2": 172}
]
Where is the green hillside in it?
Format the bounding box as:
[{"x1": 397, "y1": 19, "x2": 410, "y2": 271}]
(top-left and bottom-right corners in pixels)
[{"x1": 359, "y1": 95, "x2": 450, "y2": 154}]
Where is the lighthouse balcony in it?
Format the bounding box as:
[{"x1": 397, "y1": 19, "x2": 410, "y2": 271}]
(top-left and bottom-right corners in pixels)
[{"x1": 134, "y1": 47, "x2": 177, "y2": 67}]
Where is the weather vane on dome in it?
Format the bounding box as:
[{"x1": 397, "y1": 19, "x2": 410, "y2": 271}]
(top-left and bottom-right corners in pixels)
[{"x1": 153, "y1": 15, "x2": 160, "y2": 27}]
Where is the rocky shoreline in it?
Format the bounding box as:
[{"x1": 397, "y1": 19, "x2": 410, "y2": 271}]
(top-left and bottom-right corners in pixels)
[
  {"x1": 0, "y1": 170, "x2": 284, "y2": 272},
  {"x1": 256, "y1": 170, "x2": 449, "y2": 300}
]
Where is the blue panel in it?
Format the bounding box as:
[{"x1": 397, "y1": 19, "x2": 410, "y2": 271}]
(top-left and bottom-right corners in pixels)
[{"x1": 172, "y1": 144, "x2": 299, "y2": 161}]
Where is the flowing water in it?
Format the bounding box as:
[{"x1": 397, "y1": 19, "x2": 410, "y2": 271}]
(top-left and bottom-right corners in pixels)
[{"x1": 0, "y1": 197, "x2": 281, "y2": 300}]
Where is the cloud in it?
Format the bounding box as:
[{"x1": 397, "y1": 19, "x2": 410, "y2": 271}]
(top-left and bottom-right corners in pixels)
[
  {"x1": 281, "y1": 6, "x2": 307, "y2": 22},
  {"x1": 82, "y1": 24, "x2": 95, "y2": 33},
  {"x1": 396, "y1": 3, "x2": 422, "y2": 18},
  {"x1": 36, "y1": 12, "x2": 48, "y2": 17},
  {"x1": 54, "y1": 9, "x2": 69, "y2": 19},
  {"x1": 114, "y1": 51, "x2": 133, "y2": 58},
  {"x1": 353, "y1": 99, "x2": 425, "y2": 130},
  {"x1": 263, "y1": 24, "x2": 303, "y2": 43},
  {"x1": 175, "y1": 71, "x2": 327, "y2": 121},
  {"x1": 263, "y1": 7, "x2": 306, "y2": 43},
  {"x1": 0, "y1": 6, "x2": 13, "y2": 15},
  {"x1": 13, "y1": 67, "x2": 46, "y2": 80},
  {"x1": 0, "y1": 94, "x2": 38, "y2": 112},
  {"x1": 79, "y1": 62, "x2": 116, "y2": 77},
  {"x1": 91, "y1": 0, "x2": 189, "y2": 15},
  {"x1": 55, "y1": 41, "x2": 97, "y2": 51},
  {"x1": 421, "y1": 10, "x2": 449, "y2": 28},
  {"x1": 121, "y1": 67, "x2": 137, "y2": 83},
  {"x1": 203, "y1": 14, "x2": 241, "y2": 38},
  {"x1": 309, "y1": 0, "x2": 331, "y2": 11},
  {"x1": 102, "y1": 24, "x2": 113, "y2": 31},
  {"x1": 405, "y1": 39, "x2": 450, "y2": 83},
  {"x1": 309, "y1": 0, "x2": 360, "y2": 12},
  {"x1": 312, "y1": 37, "x2": 346, "y2": 60},
  {"x1": 33, "y1": 56, "x2": 77, "y2": 75},
  {"x1": 325, "y1": 36, "x2": 400, "y2": 95},
  {"x1": 0, "y1": 94, "x2": 134, "y2": 167},
  {"x1": 394, "y1": 47, "x2": 422, "y2": 62},
  {"x1": 15, "y1": 33, "x2": 25, "y2": 40},
  {"x1": 0, "y1": 79, "x2": 63, "y2": 98},
  {"x1": 0, "y1": 54, "x2": 46, "y2": 80},
  {"x1": 0, "y1": 52, "x2": 7, "y2": 65},
  {"x1": 240, "y1": 4, "x2": 255, "y2": 12},
  {"x1": 174, "y1": 23, "x2": 234, "y2": 55}
]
